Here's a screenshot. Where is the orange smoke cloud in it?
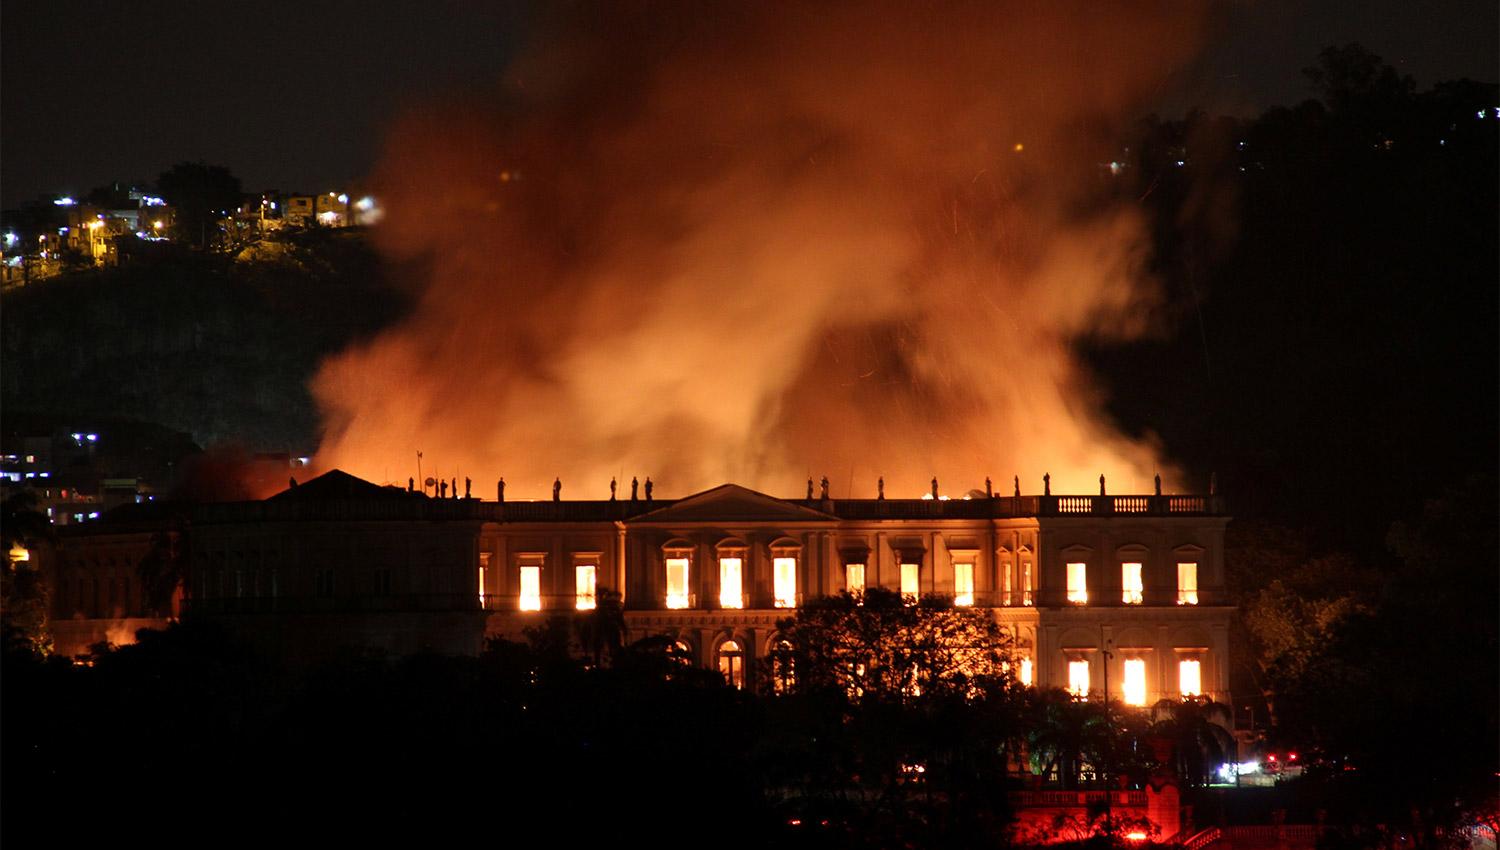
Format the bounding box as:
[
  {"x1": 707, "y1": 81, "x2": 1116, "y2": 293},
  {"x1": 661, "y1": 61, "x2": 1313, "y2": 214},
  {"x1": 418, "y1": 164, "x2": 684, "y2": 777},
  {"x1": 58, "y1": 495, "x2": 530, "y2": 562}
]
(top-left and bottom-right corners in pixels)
[{"x1": 313, "y1": 1, "x2": 1207, "y2": 499}]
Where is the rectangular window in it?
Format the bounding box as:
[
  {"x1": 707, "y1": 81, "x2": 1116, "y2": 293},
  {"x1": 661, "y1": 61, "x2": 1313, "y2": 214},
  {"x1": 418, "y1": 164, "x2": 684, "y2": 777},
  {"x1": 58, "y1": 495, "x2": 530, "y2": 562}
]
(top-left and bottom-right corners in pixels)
[
  {"x1": 1177, "y1": 562, "x2": 1199, "y2": 605},
  {"x1": 846, "y1": 563, "x2": 865, "y2": 597},
  {"x1": 575, "y1": 565, "x2": 597, "y2": 610},
  {"x1": 773, "y1": 557, "x2": 797, "y2": 608},
  {"x1": 478, "y1": 552, "x2": 491, "y2": 606},
  {"x1": 1022, "y1": 560, "x2": 1033, "y2": 606},
  {"x1": 719, "y1": 557, "x2": 744, "y2": 609},
  {"x1": 900, "y1": 562, "x2": 920, "y2": 603},
  {"x1": 953, "y1": 562, "x2": 974, "y2": 606},
  {"x1": 518, "y1": 566, "x2": 541, "y2": 611},
  {"x1": 1066, "y1": 562, "x2": 1088, "y2": 604},
  {"x1": 1123, "y1": 658, "x2": 1147, "y2": 706},
  {"x1": 1068, "y1": 659, "x2": 1090, "y2": 698},
  {"x1": 1001, "y1": 561, "x2": 1012, "y2": 606},
  {"x1": 1179, "y1": 659, "x2": 1202, "y2": 696},
  {"x1": 1122, "y1": 562, "x2": 1143, "y2": 604},
  {"x1": 665, "y1": 557, "x2": 690, "y2": 609},
  {"x1": 1020, "y1": 656, "x2": 1033, "y2": 687}
]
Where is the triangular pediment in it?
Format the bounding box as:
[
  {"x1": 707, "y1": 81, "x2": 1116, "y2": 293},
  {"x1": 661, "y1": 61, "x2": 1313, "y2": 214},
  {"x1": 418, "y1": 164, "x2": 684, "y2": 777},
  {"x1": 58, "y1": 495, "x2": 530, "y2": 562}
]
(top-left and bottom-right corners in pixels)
[{"x1": 629, "y1": 484, "x2": 837, "y2": 523}]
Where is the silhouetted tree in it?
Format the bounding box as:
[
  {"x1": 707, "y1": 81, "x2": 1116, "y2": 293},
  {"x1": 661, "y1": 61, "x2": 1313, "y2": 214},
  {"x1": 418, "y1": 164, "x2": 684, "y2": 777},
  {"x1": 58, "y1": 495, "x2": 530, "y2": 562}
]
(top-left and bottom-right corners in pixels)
[{"x1": 155, "y1": 161, "x2": 242, "y2": 248}]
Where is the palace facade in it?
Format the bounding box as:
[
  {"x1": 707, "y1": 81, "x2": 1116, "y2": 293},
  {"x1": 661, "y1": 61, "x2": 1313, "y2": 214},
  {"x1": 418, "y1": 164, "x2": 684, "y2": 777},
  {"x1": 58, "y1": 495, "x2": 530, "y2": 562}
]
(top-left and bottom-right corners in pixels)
[{"x1": 45, "y1": 469, "x2": 1232, "y2": 709}]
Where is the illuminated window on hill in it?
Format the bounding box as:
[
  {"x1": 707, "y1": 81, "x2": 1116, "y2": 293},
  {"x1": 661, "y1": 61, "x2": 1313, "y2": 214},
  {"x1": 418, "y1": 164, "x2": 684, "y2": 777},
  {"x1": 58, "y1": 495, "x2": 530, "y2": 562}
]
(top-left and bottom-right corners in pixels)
[
  {"x1": 666, "y1": 557, "x2": 690, "y2": 609},
  {"x1": 1123, "y1": 657, "x2": 1147, "y2": 706},
  {"x1": 900, "y1": 562, "x2": 919, "y2": 603},
  {"x1": 718, "y1": 639, "x2": 745, "y2": 689},
  {"x1": 1068, "y1": 658, "x2": 1090, "y2": 698},
  {"x1": 846, "y1": 563, "x2": 866, "y2": 597},
  {"x1": 1122, "y1": 562, "x2": 1143, "y2": 604},
  {"x1": 575, "y1": 565, "x2": 596, "y2": 610},
  {"x1": 953, "y1": 562, "x2": 974, "y2": 606},
  {"x1": 719, "y1": 557, "x2": 744, "y2": 609},
  {"x1": 1022, "y1": 560, "x2": 1033, "y2": 606},
  {"x1": 1179, "y1": 658, "x2": 1202, "y2": 696},
  {"x1": 1177, "y1": 562, "x2": 1198, "y2": 605},
  {"x1": 519, "y1": 566, "x2": 541, "y2": 611},
  {"x1": 1066, "y1": 562, "x2": 1088, "y2": 604}
]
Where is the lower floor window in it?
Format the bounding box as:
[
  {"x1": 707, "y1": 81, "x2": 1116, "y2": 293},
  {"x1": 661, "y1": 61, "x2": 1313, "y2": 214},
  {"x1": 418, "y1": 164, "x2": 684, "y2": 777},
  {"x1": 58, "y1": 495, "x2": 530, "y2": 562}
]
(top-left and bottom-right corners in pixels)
[{"x1": 718, "y1": 639, "x2": 744, "y2": 689}]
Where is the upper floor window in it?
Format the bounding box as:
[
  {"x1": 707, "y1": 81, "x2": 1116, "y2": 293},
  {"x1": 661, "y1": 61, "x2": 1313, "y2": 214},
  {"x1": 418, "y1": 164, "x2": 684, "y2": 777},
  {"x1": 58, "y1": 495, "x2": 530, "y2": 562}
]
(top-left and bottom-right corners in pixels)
[
  {"x1": 665, "y1": 557, "x2": 690, "y2": 609},
  {"x1": 1022, "y1": 560, "x2": 1033, "y2": 606},
  {"x1": 773, "y1": 557, "x2": 797, "y2": 608},
  {"x1": 1122, "y1": 657, "x2": 1147, "y2": 706},
  {"x1": 1177, "y1": 562, "x2": 1199, "y2": 605},
  {"x1": 518, "y1": 565, "x2": 541, "y2": 611},
  {"x1": 718, "y1": 639, "x2": 745, "y2": 689},
  {"x1": 575, "y1": 565, "x2": 597, "y2": 610},
  {"x1": 1001, "y1": 559, "x2": 1013, "y2": 606},
  {"x1": 953, "y1": 561, "x2": 974, "y2": 607},
  {"x1": 1121, "y1": 562, "x2": 1143, "y2": 604},
  {"x1": 1067, "y1": 658, "x2": 1091, "y2": 698},
  {"x1": 1179, "y1": 658, "x2": 1202, "y2": 696},
  {"x1": 719, "y1": 556, "x2": 744, "y2": 609},
  {"x1": 900, "y1": 562, "x2": 920, "y2": 604},
  {"x1": 1066, "y1": 562, "x2": 1088, "y2": 604},
  {"x1": 846, "y1": 563, "x2": 866, "y2": 598}
]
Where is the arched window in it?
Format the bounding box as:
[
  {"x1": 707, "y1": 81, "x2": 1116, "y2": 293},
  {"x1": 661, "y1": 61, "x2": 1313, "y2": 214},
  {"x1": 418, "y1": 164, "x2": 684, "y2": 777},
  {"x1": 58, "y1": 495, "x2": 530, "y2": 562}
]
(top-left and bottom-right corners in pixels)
[
  {"x1": 717, "y1": 639, "x2": 745, "y2": 689},
  {"x1": 771, "y1": 639, "x2": 795, "y2": 694}
]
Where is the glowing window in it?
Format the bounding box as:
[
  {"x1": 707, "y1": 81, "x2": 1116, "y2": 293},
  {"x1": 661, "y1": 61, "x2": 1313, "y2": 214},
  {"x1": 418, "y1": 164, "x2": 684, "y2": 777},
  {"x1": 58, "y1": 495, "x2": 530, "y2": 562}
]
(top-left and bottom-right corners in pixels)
[
  {"x1": 518, "y1": 565, "x2": 541, "y2": 611},
  {"x1": 1177, "y1": 562, "x2": 1198, "y2": 605},
  {"x1": 1066, "y1": 562, "x2": 1088, "y2": 604},
  {"x1": 773, "y1": 557, "x2": 797, "y2": 608},
  {"x1": 1123, "y1": 658, "x2": 1147, "y2": 706},
  {"x1": 846, "y1": 563, "x2": 865, "y2": 596},
  {"x1": 665, "y1": 557, "x2": 690, "y2": 609},
  {"x1": 1068, "y1": 659, "x2": 1091, "y2": 698},
  {"x1": 1020, "y1": 656, "x2": 1033, "y2": 687},
  {"x1": 953, "y1": 562, "x2": 974, "y2": 606},
  {"x1": 575, "y1": 565, "x2": 597, "y2": 610},
  {"x1": 772, "y1": 639, "x2": 795, "y2": 694},
  {"x1": 1022, "y1": 561, "x2": 1033, "y2": 606},
  {"x1": 1122, "y1": 562, "x2": 1143, "y2": 604},
  {"x1": 1001, "y1": 561, "x2": 1013, "y2": 606},
  {"x1": 718, "y1": 639, "x2": 744, "y2": 689},
  {"x1": 1179, "y1": 659, "x2": 1202, "y2": 696},
  {"x1": 478, "y1": 552, "x2": 491, "y2": 607},
  {"x1": 719, "y1": 557, "x2": 744, "y2": 609},
  {"x1": 900, "y1": 562, "x2": 920, "y2": 603}
]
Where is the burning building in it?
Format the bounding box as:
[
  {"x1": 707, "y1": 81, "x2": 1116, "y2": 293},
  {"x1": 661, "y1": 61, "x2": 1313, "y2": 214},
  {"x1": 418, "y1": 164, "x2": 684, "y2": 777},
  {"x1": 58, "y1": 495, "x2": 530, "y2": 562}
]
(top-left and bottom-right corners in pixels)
[{"x1": 46, "y1": 468, "x2": 1231, "y2": 708}]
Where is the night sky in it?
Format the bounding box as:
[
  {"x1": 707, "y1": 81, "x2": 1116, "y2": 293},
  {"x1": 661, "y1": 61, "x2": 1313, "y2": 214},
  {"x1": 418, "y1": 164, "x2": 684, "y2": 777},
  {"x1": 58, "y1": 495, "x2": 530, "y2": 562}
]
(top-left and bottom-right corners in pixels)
[{"x1": 2, "y1": 0, "x2": 1495, "y2": 209}]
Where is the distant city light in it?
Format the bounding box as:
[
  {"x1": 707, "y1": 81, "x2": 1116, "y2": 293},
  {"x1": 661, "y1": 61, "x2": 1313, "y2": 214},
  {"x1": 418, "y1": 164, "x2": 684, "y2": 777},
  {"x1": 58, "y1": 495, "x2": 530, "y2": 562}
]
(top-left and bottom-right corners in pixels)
[
  {"x1": 1013, "y1": 142, "x2": 1024, "y2": 152},
  {"x1": 87, "y1": 433, "x2": 97, "y2": 442},
  {"x1": 3, "y1": 232, "x2": 15, "y2": 247},
  {"x1": 1478, "y1": 109, "x2": 1488, "y2": 119},
  {"x1": 337, "y1": 193, "x2": 349, "y2": 203},
  {"x1": 53, "y1": 197, "x2": 76, "y2": 206},
  {"x1": 355, "y1": 196, "x2": 375, "y2": 211},
  {"x1": 141, "y1": 195, "x2": 166, "y2": 206}
]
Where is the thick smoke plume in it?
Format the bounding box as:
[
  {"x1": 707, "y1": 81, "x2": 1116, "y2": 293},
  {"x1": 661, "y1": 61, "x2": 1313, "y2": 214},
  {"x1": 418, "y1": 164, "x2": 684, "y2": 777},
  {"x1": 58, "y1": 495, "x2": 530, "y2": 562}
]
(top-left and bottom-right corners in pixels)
[{"x1": 313, "y1": 1, "x2": 1206, "y2": 499}]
